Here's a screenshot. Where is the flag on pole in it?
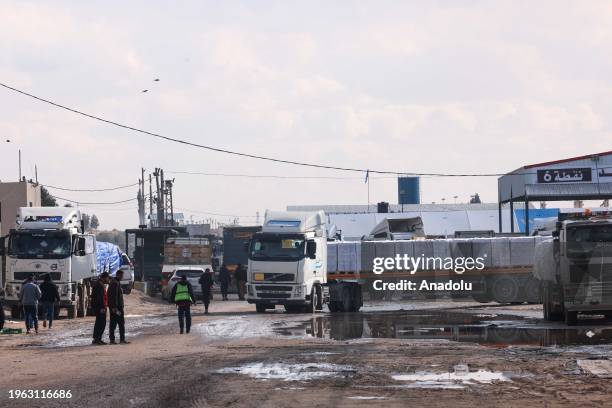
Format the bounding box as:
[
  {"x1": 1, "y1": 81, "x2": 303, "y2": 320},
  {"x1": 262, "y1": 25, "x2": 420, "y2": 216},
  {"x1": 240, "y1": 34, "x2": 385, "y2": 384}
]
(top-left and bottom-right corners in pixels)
[{"x1": 364, "y1": 169, "x2": 369, "y2": 184}]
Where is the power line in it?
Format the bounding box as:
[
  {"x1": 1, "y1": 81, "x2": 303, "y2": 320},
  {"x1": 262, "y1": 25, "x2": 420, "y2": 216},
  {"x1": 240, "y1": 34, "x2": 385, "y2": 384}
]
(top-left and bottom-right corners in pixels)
[
  {"x1": 168, "y1": 171, "x2": 371, "y2": 179},
  {"x1": 42, "y1": 182, "x2": 139, "y2": 192},
  {"x1": 50, "y1": 194, "x2": 143, "y2": 205},
  {"x1": 0, "y1": 82, "x2": 505, "y2": 177}
]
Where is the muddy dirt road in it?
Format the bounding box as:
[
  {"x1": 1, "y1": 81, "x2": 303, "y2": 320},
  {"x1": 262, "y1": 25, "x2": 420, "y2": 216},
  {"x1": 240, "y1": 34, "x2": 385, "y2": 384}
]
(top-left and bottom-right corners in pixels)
[{"x1": 2, "y1": 291, "x2": 612, "y2": 407}]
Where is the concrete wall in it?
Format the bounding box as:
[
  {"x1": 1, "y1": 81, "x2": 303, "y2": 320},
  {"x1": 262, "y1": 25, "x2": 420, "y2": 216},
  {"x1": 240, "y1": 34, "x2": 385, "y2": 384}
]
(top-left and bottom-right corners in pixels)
[{"x1": 0, "y1": 181, "x2": 42, "y2": 236}]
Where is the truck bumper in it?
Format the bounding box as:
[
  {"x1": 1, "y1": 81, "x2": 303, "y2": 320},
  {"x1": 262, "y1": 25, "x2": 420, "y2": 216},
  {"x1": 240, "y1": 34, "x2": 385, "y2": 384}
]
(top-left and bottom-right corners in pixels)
[
  {"x1": 246, "y1": 283, "x2": 308, "y2": 306},
  {"x1": 247, "y1": 298, "x2": 308, "y2": 306}
]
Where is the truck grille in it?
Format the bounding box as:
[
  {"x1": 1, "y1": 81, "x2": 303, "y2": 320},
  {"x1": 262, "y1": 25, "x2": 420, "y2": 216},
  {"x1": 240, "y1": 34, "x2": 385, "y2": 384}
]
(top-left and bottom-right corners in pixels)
[
  {"x1": 13, "y1": 272, "x2": 62, "y2": 281},
  {"x1": 256, "y1": 285, "x2": 293, "y2": 291},
  {"x1": 260, "y1": 273, "x2": 294, "y2": 282},
  {"x1": 257, "y1": 293, "x2": 291, "y2": 299}
]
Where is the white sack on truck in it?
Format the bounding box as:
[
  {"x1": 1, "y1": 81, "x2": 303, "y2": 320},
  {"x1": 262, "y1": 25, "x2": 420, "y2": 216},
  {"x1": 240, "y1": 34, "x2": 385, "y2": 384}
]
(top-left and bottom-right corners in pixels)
[{"x1": 533, "y1": 239, "x2": 556, "y2": 282}]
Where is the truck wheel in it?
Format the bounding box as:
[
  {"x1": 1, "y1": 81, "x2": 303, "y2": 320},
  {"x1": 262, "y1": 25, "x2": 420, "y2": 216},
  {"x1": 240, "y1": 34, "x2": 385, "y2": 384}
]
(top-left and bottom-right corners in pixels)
[
  {"x1": 256, "y1": 304, "x2": 267, "y2": 313},
  {"x1": 491, "y1": 276, "x2": 520, "y2": 303},
  {"x1": 565, "y1": 310, "x2": 578, "y2": 326},
  {"x1": 328, "y1": 302, "x2": 340, "y2": 313},
  {"x1": 11, "y1": 305, "x2": 21, "y2": 319},
  {"x1": 523, "y1": 277, "x2": 541, "y2": 304},
  {"x1": 349, "y1": 286, "x2": 362, "y2": 312},
  {"x1": 340, "y1": 287, "x2": 352, "y2": 312},
  {"x1": 309, "y1": 288, "x2": 319, "y2": 314},
  {"x1": 77, "y1": 284, "x2": 85, "y2": 318},
  {"x1": 67, "y1": 305, "x2": 76, "y2": 319}
]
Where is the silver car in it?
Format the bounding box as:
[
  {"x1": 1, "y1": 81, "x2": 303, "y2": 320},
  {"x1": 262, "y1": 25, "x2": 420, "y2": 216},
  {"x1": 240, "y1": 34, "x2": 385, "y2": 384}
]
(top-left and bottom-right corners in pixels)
[{"x1": 164, "y1": 267, "x2": 205, "y2": 303}]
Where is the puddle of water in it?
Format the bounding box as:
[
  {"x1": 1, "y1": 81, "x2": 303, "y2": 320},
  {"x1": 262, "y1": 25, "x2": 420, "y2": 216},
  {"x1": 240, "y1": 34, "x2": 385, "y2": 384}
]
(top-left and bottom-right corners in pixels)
[
  {"x1": 215, "y1": 362, "x2": 354, "y2": 381},
  {"x1": 348, "y1": 396, "x2": 388, "y2": 400},
  {"x1": 272, "y1": 310, "x2": 612, "y2": 347},
  {"x1": 18, "y1": 316, "x2": 174, "y2": 348},
  {"x1": 392, "y1": 370, "x2": 510, "y2": 388}
]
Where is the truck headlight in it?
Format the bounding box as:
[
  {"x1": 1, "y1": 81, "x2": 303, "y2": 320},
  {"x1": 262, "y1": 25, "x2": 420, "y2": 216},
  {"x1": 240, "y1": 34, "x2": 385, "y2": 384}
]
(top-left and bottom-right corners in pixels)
[{"x1": 294, "y1": 285, "x2": 306, "y2": 297}]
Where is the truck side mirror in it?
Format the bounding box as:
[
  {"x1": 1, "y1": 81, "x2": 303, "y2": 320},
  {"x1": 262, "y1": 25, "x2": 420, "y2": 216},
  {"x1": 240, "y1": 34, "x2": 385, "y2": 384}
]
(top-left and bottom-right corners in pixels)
[{"x1": 306, "y1": 240, "x2": 317, "y2": 259}]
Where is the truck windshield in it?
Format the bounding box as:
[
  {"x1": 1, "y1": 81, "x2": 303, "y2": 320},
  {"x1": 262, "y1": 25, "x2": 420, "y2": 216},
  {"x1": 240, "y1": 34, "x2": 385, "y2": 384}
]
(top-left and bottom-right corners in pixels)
[
  {"x1": 250, "y1": 235, "x2": 305, "y2": 261},
  {"x1": 8, "y1": 231, "x2": 72, "y2": 259},
  {"x1": 566, "y1": 225, "x2": 612, "y2": 261},
  {"x1": 567, "y1": 225, "x2": 612, "y2": 243}
]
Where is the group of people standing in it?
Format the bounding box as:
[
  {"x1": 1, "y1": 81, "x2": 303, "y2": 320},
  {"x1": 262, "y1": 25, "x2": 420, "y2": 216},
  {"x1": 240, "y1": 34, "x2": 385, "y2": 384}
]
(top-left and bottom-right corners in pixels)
[
  {"x1": 91, "y1": 270, "x2": 129, "y2": 345},
  {"x1": 218, "y1": 264, "x2": 247, "y2": 301},
  {"x1": 17, "y1": 274, "x2": 60, "y2": 334}
]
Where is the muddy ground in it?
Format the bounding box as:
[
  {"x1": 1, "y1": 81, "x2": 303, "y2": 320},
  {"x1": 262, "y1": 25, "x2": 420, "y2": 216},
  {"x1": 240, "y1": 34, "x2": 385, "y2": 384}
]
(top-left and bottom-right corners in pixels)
[{"x1": 1, "y1": 291, "x2": 612, "y2": 407}]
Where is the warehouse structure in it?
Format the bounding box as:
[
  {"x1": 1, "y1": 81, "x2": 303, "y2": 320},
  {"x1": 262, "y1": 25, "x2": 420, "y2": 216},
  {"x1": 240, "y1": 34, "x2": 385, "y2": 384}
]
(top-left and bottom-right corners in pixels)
[{"x1": 498, "y1": 150, "x2": 612, "y2": 235}]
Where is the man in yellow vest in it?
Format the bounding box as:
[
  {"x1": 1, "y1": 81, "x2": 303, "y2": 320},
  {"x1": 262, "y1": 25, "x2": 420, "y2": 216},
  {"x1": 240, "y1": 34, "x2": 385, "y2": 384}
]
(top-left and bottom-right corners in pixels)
[{"x1": 170, "y1": 275, "x2": 196, "y2": 334}]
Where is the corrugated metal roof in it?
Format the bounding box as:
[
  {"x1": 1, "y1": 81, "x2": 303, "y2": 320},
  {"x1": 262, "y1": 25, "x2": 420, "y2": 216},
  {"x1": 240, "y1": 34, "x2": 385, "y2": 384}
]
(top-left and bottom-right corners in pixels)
[{"x1": 525, "y1": 183, "x2": 612, "y2": 197}]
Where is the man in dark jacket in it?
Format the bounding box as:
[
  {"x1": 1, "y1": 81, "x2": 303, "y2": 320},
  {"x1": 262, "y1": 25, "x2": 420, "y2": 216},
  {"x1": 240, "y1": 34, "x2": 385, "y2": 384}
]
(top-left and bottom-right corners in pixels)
[
  {"x1": 108, "y1": 270, "x2": 129, "y2": 344},
  {"x1": 19, "y1": 274, "x2": 41, "y2": 334},
  {"x1": 219, "y1": 264, "x2": 230, "y2": 301},
  {"x1": 91, "y1": 272, "x2": 110, "y2": 345},
  {"x1": 170, "y1": 275, "x2": 196, "y2": 334},
  {"x1": 198, "y1": 268, "x2": 214, "y2": 314},
  {"x1": 0, "y1": 289, "x2": 5, "y2": 331},
  {"x1": 39, "y1": 274, "x2": 60, "y2": 329},
  {"x1": 235, "y1": 264, "x2": 246, "y2": 300}
]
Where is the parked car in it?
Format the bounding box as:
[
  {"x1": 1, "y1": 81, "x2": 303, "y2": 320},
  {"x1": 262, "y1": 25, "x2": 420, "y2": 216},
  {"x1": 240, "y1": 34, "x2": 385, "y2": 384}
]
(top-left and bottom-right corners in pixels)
[{"x1": 162, "y1": 267, "x2": 205, "y2": 302}]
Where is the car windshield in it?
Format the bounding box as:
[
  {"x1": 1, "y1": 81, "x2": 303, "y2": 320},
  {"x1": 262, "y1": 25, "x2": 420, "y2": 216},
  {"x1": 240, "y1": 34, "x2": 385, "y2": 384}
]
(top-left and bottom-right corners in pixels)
[
  {"x1": 250, "y1": 234, "x2": 305, "y2": 261},
  {"x1": 176, "y1": 270, "x2": 203, "y2": 278},
  {"x1": 9, "y1": 232, "x2": 71, "y2": 259}
]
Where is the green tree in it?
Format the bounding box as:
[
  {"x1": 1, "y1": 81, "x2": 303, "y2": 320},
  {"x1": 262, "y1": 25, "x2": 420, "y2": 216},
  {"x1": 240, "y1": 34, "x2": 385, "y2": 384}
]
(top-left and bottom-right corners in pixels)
[
  {"x1": 40, "y1": 186, "x2": 57, "y2": 207},
  {"x1": 90, "y1": 214, "x2": 99, "y2": 230}
]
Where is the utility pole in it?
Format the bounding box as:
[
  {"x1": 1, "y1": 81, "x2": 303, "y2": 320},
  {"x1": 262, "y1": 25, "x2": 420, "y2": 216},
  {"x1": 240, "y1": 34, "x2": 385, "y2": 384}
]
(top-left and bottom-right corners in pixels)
[
  {"x1": 149, "y1": 174, "x2": 154, "y2": 228},
  {"x1": 165, "y1": 178, "x2": 174, "y2": 226},
  {"x1": 137, "y1": 168, "x2": 146, "y2": 226},
  {"x1": 160, "y1": 169, "x2": 165, "y2": 226},
  {"x1": 18, "y1": 149, "x2": 22, "y2": 181},
  {"x1": 153, "y1": 168, "x2": 162, "y2": 227}
]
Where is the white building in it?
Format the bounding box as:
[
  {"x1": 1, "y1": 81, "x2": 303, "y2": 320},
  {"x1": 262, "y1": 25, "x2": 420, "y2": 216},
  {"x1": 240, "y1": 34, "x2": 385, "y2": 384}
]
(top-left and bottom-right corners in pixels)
[{"x1": 287, "y1": 203, "x2": 519, "y2": 240}]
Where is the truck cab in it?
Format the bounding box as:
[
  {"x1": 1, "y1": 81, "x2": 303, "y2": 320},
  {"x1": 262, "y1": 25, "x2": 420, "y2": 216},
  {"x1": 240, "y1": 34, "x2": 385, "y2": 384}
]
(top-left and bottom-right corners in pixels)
[
  {"x1": 541, "y1": 209, "x2": 612, "y2": 325},
  {"x1": 3, "y1": 207, "x2": 97, "y2": 318},
  {"x1": 247, "y1": 211, "x2": 327, "y2": 313}
]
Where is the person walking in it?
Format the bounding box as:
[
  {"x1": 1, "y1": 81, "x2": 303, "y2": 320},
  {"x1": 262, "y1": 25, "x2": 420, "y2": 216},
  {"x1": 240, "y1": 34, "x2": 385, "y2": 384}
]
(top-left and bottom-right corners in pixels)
[
  {"x1": 39, "y1": 274, "x2": 60, "y2": 329},
  {"x1": 91, "y1": 272, "x2": 110, "y2": 345},
  {"x1": 19, "y1": 275, "x2": 41, "y2": 334},
  {"x1": 235, "y1": 264, "x2": 246, "y2": 300},
  {"x1": 198, "y1": 268, "x2": 214, "y2": 314},
  {"x1": 108, "y1": 270, "x2": 129, "y2": 345},
  {"x1": 219, "y1": 264, "x2": 230, "y2": 301},
  {"x1": 170, "y1": 275, "x2": 195, "y2": 334},
  {"x1": 0, "y1": 289, "x2": 6, "y2": 331}
]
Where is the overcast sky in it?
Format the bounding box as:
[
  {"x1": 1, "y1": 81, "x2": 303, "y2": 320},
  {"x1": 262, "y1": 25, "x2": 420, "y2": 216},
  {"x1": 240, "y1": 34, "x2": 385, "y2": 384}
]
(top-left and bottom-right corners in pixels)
[{"x1": 1, "y1": 1, "x2": 611, "y2": 230}]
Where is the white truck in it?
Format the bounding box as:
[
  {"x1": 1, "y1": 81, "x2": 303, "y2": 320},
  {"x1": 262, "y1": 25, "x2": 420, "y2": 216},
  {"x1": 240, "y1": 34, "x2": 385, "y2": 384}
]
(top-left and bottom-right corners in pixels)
[
  {"x1": 3, "y1": 207, "x2": 97, "y2": 319},
  {"x1": 246, "y1": 210, "x2": 362, "y2": 313}
]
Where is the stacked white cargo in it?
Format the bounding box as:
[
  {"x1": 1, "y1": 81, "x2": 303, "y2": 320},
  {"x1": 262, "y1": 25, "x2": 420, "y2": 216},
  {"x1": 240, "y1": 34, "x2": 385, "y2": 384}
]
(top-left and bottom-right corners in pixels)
[{"x1": 353, "y1": 236, "x2": 540, "y2": 304}]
